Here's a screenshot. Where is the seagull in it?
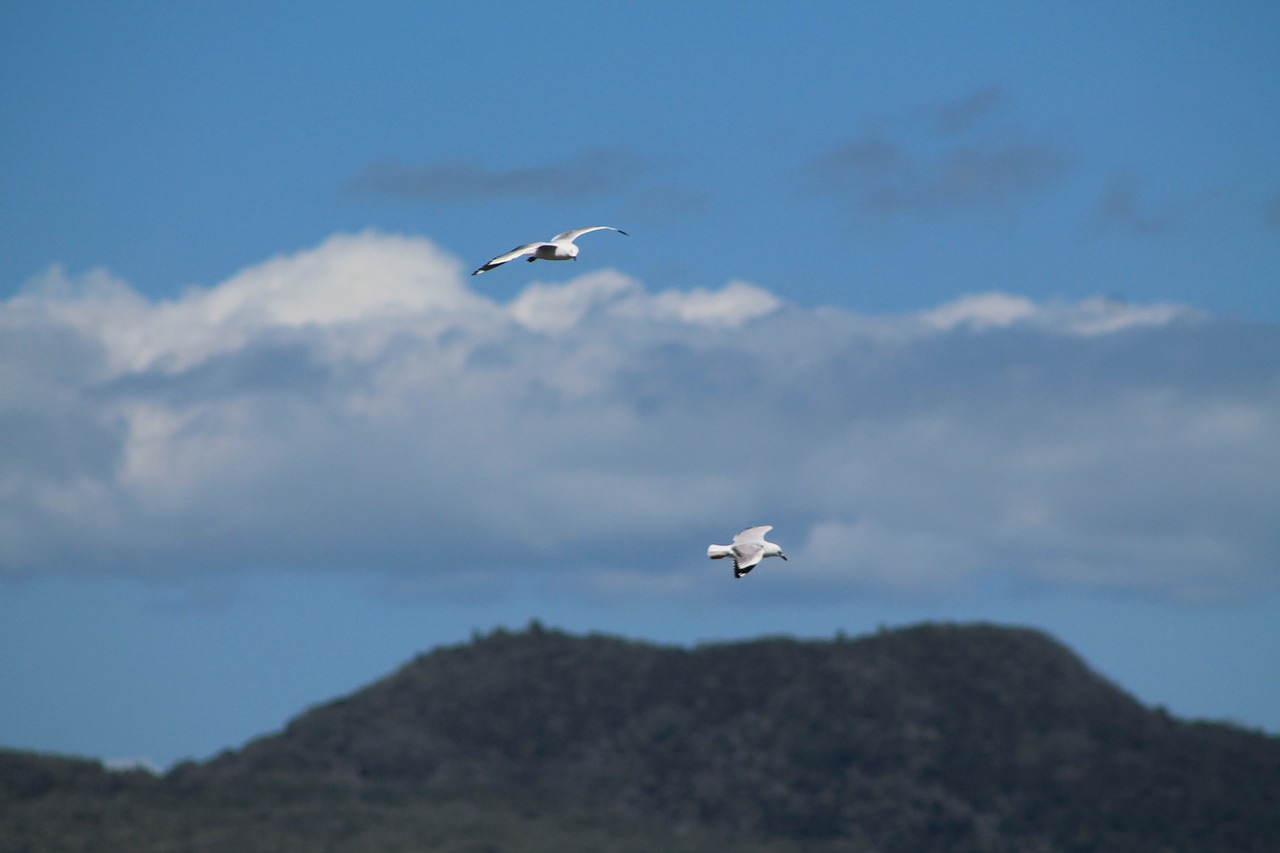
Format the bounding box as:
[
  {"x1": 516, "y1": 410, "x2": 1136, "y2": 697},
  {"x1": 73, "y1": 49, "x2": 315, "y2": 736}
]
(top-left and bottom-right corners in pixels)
[
  {"x1": 471, "y1": 226, "x2": 628, "y2": 275},
  {"x1": 708, "y1": 525, "x2": 788, "y2": 578}
]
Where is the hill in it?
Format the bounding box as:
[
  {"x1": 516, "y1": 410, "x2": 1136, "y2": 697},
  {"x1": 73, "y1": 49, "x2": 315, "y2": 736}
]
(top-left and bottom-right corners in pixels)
[{"x1": 3, "y1": 622, "x2": 1278, "y2": 851}]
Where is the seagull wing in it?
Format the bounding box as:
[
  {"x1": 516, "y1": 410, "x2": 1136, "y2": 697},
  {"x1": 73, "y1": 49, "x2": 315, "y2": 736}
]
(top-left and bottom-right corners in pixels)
[
  {"x1": 732, "y1": 543, "x2": 766, "y2": 577},
  {"x1": 733, "y1": 525, "x2": 773, "y2": 545},
  {"x1": 472, "y1": 242, "x2": 544, "y2": 275},
  {"x1": 550, "y1": 226, "x2": 629, "y2": 244}
]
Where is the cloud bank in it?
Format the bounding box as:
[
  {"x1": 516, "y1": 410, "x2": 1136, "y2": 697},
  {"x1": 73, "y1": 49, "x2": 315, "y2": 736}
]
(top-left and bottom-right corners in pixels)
[{"x1": 2, "y1": 232, "x2": 1276, "y2": 604}]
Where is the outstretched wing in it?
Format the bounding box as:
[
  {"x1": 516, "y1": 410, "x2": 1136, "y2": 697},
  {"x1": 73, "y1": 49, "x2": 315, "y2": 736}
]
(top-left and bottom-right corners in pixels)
[
  {"x1": 472, "y1": 242, "x2": 544, "y2": 275},
  {"x1": 732, "y1": 543, "x2": 766, "y2": 577},
  {"x1": 733, "y1": 525, "x2": 772, "y2": 545},
  {"x1": 550, "y1": 226, "x2": 629, "y2": 243}
]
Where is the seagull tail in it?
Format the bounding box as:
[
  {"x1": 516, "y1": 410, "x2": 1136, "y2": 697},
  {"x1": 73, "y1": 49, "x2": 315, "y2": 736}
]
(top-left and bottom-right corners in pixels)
[{"x1": 707, "y1": 544, "x2": 733, "y2": 560}]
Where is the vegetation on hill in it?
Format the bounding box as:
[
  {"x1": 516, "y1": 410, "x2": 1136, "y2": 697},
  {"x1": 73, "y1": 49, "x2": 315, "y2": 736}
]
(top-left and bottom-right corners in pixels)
[{"x1": 3, "y1": 622, "x2": 1278, "y2": 851}]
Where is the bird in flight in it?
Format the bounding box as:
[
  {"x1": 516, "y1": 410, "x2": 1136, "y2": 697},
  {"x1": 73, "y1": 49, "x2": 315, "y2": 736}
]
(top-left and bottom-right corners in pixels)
[
  {"x1": 472, "y1": 226, "x2": 628, "y2": 275},
  {"x1": 708, "y1": 525, "x2": 788, "y2": 578}
]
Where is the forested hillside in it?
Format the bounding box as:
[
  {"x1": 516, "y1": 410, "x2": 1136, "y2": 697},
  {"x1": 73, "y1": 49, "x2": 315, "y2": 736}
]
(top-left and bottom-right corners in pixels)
[{"x1": 4, "y1": 622, "x2": 1278, "y2": 852}]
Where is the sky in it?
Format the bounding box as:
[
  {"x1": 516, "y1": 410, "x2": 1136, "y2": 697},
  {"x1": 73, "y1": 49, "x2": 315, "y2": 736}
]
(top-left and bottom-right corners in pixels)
[{"x1": 1, "y1": 1, "x2": 1278, "y2": 770}]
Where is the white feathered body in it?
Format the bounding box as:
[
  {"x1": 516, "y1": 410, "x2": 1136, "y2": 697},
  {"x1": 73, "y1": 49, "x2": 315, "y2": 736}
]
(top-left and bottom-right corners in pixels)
[
  {"x1": 708, "y1": 525, "x2": 787, "y2": 578},
  {"x1": 472, "y1": 226, "x2": 627, "y2": 275}
]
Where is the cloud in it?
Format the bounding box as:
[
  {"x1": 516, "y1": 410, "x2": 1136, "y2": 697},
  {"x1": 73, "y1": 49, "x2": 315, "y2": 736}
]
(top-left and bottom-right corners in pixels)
[
  {"x1": 1093, "y1": 172, "x2": 1205, "y2": 235},
  {"x1": 807, "y1": 87, "x2": 1074, "y2": 218},
  {"x1": 922, "y1": 85, "x2": 1010, "y2": 137},
  {"x1": 2, "y1": 232, "x2": 1277, "y2": 606},
  {"x1": 345, "y1": 149, "x2": 646, "y2": 202},
  {"x1": 919, "y1": 292, "x2": 1188, "y2": 336}
]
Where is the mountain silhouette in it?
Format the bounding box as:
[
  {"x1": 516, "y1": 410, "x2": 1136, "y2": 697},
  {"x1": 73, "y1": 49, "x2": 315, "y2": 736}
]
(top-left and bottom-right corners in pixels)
[{"x1": 4, "y1": 621, "x2": 1278, "y2": 851}]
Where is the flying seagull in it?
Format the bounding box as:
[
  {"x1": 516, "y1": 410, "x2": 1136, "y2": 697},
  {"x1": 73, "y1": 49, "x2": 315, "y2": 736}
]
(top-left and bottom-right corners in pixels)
[
  {"x1": 708, "y1": 525, "x2": 788, "y2": 578},
  {"x1": 471, "y1": 226, "x2": 628, "y2": 275}
]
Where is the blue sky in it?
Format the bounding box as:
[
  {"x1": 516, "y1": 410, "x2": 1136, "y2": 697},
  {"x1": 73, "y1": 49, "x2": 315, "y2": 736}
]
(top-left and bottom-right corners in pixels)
[{"x1": 2, "y1": 1, "x2": 1278, "y2": 769}]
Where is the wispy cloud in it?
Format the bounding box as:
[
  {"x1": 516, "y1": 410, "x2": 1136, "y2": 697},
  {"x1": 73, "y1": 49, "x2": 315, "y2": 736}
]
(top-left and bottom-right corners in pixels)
[
  {"x1": 2, "y1": 233, "x2": 1276, "y2": 605},
  {"x1": 345, "y1": 149, "x2": 646, "y2": 202},
  {"x1": 1093, "y1": 172, "x2": 1206, "y2": 236},
  {"x1": 807, "y1": 86, "x2": 1075, "y2": 218},
  {"x1": 917, "y1": 84, "x2": 1010, "y2": 137}
]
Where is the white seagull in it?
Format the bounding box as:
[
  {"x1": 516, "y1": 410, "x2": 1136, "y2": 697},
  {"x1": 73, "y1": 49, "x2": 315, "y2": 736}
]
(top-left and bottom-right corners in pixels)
[
  {"x1": 471, "y1": 226, "x2": 629, "y2": 275},
  {"x1": 708, "y1": 525, "x2": 788, "y2": 579}
]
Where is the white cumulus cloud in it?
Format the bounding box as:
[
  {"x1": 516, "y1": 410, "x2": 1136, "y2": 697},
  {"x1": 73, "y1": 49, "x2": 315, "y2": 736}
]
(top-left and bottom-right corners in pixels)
[{"x1": 1, "y1": 231, "x2": 1276, "y2": 605}]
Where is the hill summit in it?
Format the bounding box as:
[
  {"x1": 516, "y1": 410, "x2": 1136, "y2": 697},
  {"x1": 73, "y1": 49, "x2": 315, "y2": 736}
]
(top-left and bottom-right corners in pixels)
[{"x1": 4, "y1": 622, "x2": 1279, "y2": 851}]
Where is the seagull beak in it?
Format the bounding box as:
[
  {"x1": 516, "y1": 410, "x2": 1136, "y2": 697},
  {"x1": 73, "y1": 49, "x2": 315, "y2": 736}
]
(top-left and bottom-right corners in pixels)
[{"x1": 780, "y1": 554, "x2": 788, "y2": 561}]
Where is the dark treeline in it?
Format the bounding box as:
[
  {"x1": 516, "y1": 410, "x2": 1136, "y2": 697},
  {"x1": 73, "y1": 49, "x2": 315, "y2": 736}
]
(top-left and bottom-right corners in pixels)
[{"x1": 4, "y1": 622, "x2": 1278, "y2": 851}]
